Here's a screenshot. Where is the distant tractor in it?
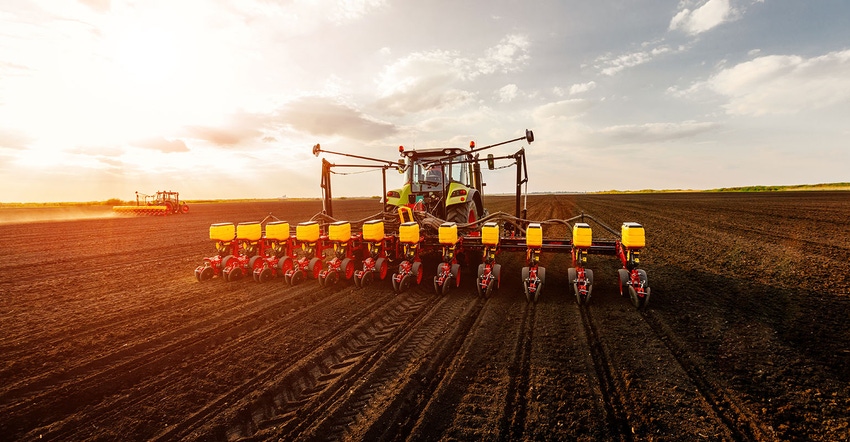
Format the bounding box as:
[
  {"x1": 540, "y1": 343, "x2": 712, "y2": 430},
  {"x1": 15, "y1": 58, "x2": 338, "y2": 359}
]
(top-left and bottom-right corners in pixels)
[{"x1": 112, "y1": 190, "x2": 189, "y2": 216}]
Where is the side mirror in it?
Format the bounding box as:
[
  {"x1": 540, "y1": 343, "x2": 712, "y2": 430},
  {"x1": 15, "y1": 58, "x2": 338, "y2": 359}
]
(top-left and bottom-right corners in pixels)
[
  {"x1": 397, "y1": 159, "x2": 406, "y2": 173},
  {"x1": 525, "y1": 129, "x2": 534, "y2": 144},
  {"x1": 312, "y1": 144, "x2": 321, "y2": 157},
  {"x1": 487, "y1": 154, "x2": 495, "y2": 170}
]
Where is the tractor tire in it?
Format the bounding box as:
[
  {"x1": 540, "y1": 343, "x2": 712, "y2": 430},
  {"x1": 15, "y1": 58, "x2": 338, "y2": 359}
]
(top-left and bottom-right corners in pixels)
[
  {"x1": 446, "y1": 201, "x2": 477, "y2": 226},
  {"x1": 180, "y1": 203, "x2": 189, "y2": 214},
  {"x1": 164, "y1": 201, "x2": 175, "y2": 214}
]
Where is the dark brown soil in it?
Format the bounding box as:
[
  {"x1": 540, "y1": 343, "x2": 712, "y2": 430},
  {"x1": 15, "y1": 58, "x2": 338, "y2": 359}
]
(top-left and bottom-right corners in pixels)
[{"x1": 0, "y1": 193, "x2": 847, "y2": 441}]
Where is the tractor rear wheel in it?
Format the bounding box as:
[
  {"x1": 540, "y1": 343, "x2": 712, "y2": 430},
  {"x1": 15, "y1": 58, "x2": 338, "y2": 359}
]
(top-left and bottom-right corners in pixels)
[{"x1": 446, "y1": 201, "x2": 477, "y2": 226}]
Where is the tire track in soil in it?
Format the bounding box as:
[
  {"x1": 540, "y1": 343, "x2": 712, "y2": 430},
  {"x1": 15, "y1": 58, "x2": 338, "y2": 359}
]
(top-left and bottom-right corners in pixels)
[
  {"x1": 405, "y1": 289, "x2": 524, "y2": 441},
  {"x1": 583, "y1": 265, "x2": 749, "y2": 440},
  {"x1": 578, "y1": 304, "x2": 633, "y2": 441},
  {"x1": 639, "y1": 309, "x2": 776, "y2": 441},
  {"x1": 0, "y1": 278, "x2": 270, "y2": 390},
  {"x1": 7, "y1": 282, "x2": 368, "y2": 440},
  {"x1": 292, "y1": 291, "x2": 486, "y2": 441},
  {"x1": 159, "y1": 287, "x2": 455, "y2": 441},
  {"x1": 498, "y1": 299, "x2": 535, "y2": 441},
  {"x1": 39, "y1": 283, "x2": 393, "y2": 441}
]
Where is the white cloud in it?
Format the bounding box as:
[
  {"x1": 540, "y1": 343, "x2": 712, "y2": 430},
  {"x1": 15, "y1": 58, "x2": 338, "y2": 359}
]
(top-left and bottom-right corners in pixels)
[
  {"x1": 330, "y1": 0, "x2": 387, "y2": 23},
  {"x1": 375, "y1": 34, "x2": 530, "y2": 115},
  {"x1": 597, "y1": 121, "x2": 720, "y2": 145},
  {"x1": 375, "y1": 50, "x2": 475, "y2": 115},
  {"x1": 569, "y1": 81, "x2": 597, "y2": 95},
  {"x1": 476, "y1": 34, "x2": 531, "y2": 76},
  {"x1": 532, "y1": 99, "x2": 595, "y2": 120},
  {"x1": 596, "y1": 45, "x2": 674, "y2": 76},
  {"x1": 702, "y1": 50, "x2": 850, "y2": 116},
  {"x1": 0, "y1": 128, "x2": 32, "y2": 150},
  {"x1": 278, "y1": 96, "x2": 398, "y2": 141},
  {"x1": 670, "y1": 0, "x2": 734, "y2": 35},
  {"x1": 497, "y1": 84, "x2": 519, "y2": 103}
]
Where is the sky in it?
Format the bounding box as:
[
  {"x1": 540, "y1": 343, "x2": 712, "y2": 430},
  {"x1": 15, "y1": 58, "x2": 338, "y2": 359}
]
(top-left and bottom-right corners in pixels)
[{"x1": 1, "y1": 0, "x2": 849, "y2": 202}]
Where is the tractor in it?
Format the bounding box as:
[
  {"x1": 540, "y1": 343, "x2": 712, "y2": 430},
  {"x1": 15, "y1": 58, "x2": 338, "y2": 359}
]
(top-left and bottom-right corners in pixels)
[
  {"x1": 112, "y1": 190, "x2": 188, "y2": 216},
  {"x1": 314, "y1": 129, "x2": 534, "y2": 232}
]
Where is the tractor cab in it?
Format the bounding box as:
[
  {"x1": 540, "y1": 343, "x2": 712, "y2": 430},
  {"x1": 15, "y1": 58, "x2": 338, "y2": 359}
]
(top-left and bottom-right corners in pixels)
[{"x1": 386, "y1": 146, "x2": 484, "y2": 224}]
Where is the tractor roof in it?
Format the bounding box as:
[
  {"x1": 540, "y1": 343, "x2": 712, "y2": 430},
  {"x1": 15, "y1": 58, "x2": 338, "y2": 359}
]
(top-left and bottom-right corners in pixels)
[{"x1": 400, "y1": 147, "x2": 468, "y2": 159}]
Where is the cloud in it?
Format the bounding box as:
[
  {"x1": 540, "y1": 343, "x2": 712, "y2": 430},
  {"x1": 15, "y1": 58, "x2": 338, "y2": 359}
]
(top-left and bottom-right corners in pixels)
[
  {"x1": 130, "y1": 137, "x2": 189, "y2": 153},
  {"x1": 375, "y1": 34, "x2": 530, "y2": 115},
  {"x1": 700, "y1": 50, "x2": 850, "y2": 116},
  {"x1": 597, "y1": 121, "x2": 720, "y2": 145},
  {"x1": 476, "y1": 34, "x2": 531, "y2": 76},
  {"x1": 532, "y1": 99, "x2": 595, "y2": 120},
  {"x1": 375, "y1": 50, "x2": 475, "y2": 115},
  {"x1": 569, "y1": 81, "x2": 597, "y2": 95},
  {"x1": 595, "y1": 45, "x2": 673, "y2": 76},
  {"x1": 0, "y1": 129, "x2": 32, "y2": 150},
  {"x1": 497, "y1": 84, "x2": 519, "y2": 103},
  {"x1": 330, "y1": 0, "x2": 387, "y2": 23},
  {"x1": 670, "y1": 0, "x2": 734, "y2": 35},
  {"x1": 279, "y1": 96, "x2": 398, "y2": 141}
]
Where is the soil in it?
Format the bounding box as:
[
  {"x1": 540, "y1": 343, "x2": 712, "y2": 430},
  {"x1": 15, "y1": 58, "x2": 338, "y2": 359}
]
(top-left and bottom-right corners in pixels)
[{"x1": 0, "y1": 193, "x2": 847, "y2": 441}]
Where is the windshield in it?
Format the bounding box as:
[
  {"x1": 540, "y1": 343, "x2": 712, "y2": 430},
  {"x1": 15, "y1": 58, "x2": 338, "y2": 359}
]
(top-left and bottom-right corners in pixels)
[{"x1": 410, "y1": 156, "x2": 469, "y2": 189}]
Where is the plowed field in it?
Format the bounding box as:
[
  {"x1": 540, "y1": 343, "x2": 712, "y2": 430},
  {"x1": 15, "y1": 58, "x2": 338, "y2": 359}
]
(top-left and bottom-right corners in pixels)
[{"x1": 1, "y1": 193, "x2": 847, "y2": 441}]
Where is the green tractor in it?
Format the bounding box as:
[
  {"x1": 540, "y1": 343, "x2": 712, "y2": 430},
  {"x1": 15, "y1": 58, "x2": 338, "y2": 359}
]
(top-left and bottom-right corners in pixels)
[
  {"x1": 314, "y1": 129, "x2": 534, "y2": 227},
  {"x1": 385, "y1": 144, "x2": 484, "y2": 224}
]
